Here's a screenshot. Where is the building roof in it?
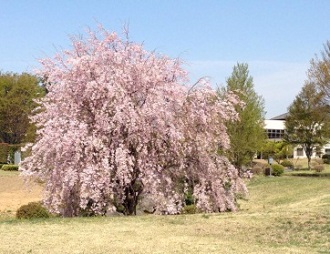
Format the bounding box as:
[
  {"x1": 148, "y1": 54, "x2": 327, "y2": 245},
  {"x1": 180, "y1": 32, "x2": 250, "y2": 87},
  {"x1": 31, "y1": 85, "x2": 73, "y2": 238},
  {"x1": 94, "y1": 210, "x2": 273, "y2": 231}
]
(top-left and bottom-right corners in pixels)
[{"x1": 270, "y1": 113, "x2": 288, "y2": 120}]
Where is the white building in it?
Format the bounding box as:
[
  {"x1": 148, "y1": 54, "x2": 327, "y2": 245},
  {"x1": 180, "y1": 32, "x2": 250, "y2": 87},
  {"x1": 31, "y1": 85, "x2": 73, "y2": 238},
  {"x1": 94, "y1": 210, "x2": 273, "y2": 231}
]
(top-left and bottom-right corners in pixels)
[{"x1": 265, "y1": 113, "x2": 330, "y2": 159}]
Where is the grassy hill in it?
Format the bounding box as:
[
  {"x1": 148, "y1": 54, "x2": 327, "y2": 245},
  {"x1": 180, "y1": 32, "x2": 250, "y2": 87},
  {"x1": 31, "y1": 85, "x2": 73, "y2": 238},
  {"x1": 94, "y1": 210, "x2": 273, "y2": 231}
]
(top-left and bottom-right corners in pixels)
[{"x1": 0, "y1": 170, "x2": 329, "y2": 253}]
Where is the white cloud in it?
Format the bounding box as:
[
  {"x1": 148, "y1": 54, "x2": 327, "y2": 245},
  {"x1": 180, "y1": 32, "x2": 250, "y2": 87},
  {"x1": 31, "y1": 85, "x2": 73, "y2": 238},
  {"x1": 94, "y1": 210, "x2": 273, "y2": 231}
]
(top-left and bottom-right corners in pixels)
[{"x1": 186, "y1": 60, "x2": 309, "y2": 119}]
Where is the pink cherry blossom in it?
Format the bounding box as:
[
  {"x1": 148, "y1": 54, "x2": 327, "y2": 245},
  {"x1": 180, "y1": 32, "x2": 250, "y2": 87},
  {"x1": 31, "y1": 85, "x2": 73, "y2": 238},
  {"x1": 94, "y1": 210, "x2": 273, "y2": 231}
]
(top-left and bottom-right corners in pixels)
[{"x1": 20, "y1": 26, "x2": 247, "y2": 216}]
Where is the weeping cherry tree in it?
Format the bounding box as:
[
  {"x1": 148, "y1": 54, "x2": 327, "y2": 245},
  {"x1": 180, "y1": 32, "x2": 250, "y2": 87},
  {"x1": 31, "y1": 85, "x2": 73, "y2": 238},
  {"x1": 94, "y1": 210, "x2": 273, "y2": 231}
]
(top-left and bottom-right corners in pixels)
[{"x1": 20, "y1": 26, "x2": 247, "y2": 216}]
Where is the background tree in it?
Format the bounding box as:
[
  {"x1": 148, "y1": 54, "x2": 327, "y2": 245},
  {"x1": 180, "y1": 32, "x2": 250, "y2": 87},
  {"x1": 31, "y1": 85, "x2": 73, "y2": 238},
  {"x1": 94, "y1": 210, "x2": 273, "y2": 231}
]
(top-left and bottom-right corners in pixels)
[
  {"x1": 260, "y1": 140, "x2": 293, "y2": 164},
  {"x1": 0, "y1": 72, "x2": 44, "y2": 144},
  {"x1": 309, "y1": 41, "x2": 330, "y2": 104},
  {"x1": 285, "y1": 82, "x2": 330, "y2": 169},
  {"x1": 21, "y1": 27, "x2": 247, "y2": 217},
  {"x1": 219, "y1": 63, "x2": 266, "y2": 170}
]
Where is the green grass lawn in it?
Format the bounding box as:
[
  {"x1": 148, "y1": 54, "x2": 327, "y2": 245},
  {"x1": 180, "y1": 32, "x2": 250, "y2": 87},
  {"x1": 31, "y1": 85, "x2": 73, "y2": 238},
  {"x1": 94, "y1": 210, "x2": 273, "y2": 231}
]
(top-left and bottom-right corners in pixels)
[{"x1": 0, "y1": 171, "x2": 329, "y2": 253}]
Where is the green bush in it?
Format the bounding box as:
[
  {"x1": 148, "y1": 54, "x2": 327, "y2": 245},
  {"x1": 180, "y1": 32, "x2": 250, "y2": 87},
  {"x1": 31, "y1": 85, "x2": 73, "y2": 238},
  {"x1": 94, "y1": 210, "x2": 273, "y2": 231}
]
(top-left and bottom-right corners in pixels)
[
  {"x1": 280, "y1": 160, "x2": 293, "y2": 169},
  {"x1": 271, "y1": 164, "x2": 284, "y2": 176},
  {"x1": 16, "y1": 202, "x2": 50, "y2": 219},
  {"x1": 1, "y1": 164, "x2": 19, "y2": 171},
  {"x1": 0, "y1": 143, "x2": 9, "y2": 164}
]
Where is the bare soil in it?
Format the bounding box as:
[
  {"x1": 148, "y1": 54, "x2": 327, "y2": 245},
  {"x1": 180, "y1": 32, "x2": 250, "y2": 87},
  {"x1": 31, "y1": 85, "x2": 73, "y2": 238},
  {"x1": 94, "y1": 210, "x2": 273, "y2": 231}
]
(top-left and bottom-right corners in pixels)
[{"x1": 0, "y1": 170, "x2": 42, "y2": 216}]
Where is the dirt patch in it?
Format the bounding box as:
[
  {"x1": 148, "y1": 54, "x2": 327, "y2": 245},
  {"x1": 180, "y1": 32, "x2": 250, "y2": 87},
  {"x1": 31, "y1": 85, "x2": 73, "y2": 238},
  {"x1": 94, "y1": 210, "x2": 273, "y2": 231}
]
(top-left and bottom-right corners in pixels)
[{"x1": 0, "y1": 171, "x2": 42, "y2": 215}]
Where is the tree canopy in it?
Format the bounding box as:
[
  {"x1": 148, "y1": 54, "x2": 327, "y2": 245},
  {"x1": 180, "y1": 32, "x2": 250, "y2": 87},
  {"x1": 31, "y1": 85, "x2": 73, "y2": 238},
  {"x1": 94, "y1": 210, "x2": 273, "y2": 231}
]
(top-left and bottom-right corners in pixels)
[
  {"x1": 285, "y1": 82, "x2": 330, "y2": 168},
  {"x1": 309, "y1": 41, "x2": 330, "y2": 104},
  {"x1": 0, "y1": 72, "x2": 44, "y2": 144},
  {"x1": 260, "y1": 140, "x2": 293, "y2": 164},
  {"x1": 20, "y1": 27, "x2": 247, "y2": 217},
  {"x1": 219, "y1": 63, "x2": 266, "y2": 169}
]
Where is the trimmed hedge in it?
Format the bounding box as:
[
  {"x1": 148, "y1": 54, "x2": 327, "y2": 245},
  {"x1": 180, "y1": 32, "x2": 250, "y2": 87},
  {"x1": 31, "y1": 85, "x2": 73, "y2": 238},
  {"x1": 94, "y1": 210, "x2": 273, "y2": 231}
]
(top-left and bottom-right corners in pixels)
[
  {"x1": 1, "y1": 164, "x2": 19, "y2": 171},
  {"x1": 290, "y1": 173, "x2": 330, "y2": 177},
  {"x1": 280, "y1": 160, "x2": 294, "y2": 169}
]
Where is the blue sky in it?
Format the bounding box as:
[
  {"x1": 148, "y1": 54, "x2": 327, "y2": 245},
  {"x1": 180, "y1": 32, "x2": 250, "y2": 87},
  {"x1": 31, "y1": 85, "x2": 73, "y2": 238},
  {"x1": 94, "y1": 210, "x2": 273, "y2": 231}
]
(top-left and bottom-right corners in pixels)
[{"x1": 1, "y1": 1, "x2": 329, "y2": 118}]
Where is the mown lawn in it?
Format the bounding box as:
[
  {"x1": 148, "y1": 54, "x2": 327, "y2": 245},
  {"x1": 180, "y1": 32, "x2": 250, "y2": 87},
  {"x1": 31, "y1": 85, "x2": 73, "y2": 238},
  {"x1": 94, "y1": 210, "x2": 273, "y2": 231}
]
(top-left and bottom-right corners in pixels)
[{"x1": 0, "y1": 171, "x2": 329, "y2": 254}]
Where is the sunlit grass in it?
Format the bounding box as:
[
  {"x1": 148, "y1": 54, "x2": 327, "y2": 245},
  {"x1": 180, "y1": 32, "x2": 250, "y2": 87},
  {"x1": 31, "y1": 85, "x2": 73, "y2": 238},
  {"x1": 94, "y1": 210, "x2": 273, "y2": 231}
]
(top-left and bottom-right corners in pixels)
[{"x1": 0, "y1": 171, "x2": 329, "y2": 253}]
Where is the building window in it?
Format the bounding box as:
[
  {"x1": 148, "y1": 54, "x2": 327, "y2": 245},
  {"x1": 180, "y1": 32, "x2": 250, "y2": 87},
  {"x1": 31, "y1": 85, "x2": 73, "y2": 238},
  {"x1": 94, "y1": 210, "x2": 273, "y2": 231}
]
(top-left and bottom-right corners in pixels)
[
  {"x1": 296, "y1": 148, "x2": 304, "y2": 157},
  {"x1": 266, "y1": 129, "x2": 285, "y2": 139}
]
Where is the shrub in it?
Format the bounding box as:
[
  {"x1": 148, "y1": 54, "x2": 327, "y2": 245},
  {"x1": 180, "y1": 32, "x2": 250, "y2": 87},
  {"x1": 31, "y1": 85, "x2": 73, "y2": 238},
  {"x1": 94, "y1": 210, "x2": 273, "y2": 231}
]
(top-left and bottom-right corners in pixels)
[
  {"x1": 251, "y1": 165, "x2": 263, "y2": 175},
  {"x1": 182, "y1": 205, "x2": 198, "y2": 214},
  {"x1": 280, "y1": 160, "x2": 293, "y2": 169},
  {"x1": 1, "y1": 164, "x2": 19, "y2": 171},
  {"x1": 16, "y1": 202, "x2": 50, "y2": 219},
  {"x1": 313, "y1": 164, "x2": 325, "y2": 173},
  {"x1": 311, "y1": 158, "x2": 323, "y2": 169},
  {"x1": 313, "y1": 158, "x2": 323, "y2": 165},
  {"x1": 271, "y1": 164, "x2": 284, "y2": 176},
  {"x1": 322, "y1": 154, "x2": 330, "y2": 164}
]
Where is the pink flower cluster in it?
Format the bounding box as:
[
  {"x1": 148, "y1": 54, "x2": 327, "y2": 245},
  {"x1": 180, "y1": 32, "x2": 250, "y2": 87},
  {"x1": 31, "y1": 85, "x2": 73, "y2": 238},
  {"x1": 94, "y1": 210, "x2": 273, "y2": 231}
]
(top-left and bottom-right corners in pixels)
[{"x1": 20, "y1": 26, "x2": 247, "y2": 216}]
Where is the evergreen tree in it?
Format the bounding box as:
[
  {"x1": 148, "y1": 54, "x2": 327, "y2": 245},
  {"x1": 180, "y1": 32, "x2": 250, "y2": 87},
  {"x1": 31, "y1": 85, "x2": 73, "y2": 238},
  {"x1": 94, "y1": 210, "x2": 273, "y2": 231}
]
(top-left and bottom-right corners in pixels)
[{"x1": 219, "y1": 63, "x2": 266, "y2": 170}]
